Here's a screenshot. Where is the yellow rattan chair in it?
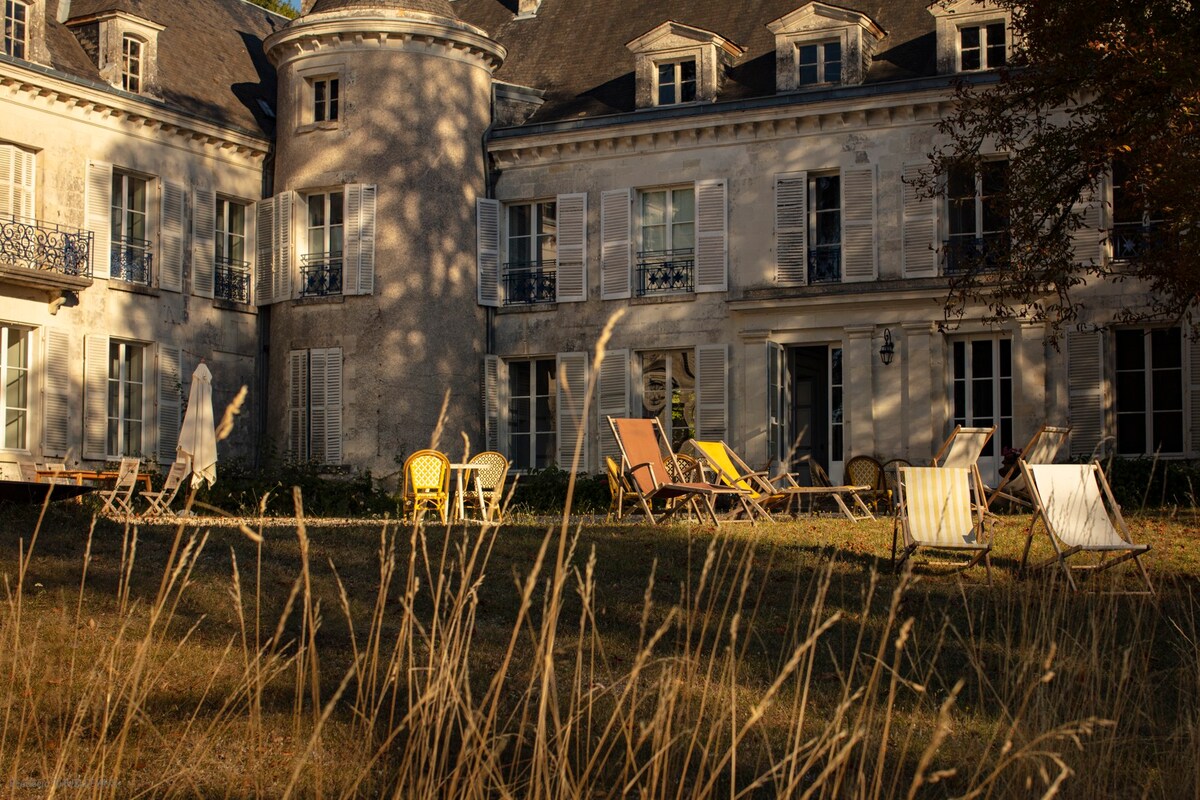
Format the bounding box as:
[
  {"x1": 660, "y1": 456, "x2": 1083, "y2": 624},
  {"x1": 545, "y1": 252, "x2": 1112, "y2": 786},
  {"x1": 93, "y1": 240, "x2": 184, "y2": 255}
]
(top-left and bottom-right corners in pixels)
[
  {"x1": 401, "y1": 449, "x2": 450, "y2": 523},
  {"x1": 462, "y1": 451, "x2": 510, "y2": 522}
]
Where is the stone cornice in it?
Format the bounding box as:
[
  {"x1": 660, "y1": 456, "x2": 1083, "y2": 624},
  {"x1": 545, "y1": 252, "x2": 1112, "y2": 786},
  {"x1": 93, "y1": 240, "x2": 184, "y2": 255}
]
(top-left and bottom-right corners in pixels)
[{"x1": 0, "y1": 58, "x2": 270, "y2": 159}]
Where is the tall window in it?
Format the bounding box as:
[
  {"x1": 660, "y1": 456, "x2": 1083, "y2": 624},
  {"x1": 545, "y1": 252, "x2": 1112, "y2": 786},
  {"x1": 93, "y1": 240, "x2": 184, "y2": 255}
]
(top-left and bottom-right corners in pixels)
[
  {"x1": 656, "y1": 59, "x2": 696, "y2": 105},
  {"x1": 107, "y1": 340, "x2": 144, "y2": 457},
  {"x1": 303, "y1": 191, "x2": 344, "y2": 296},
  {"x1": 505, "y1": 201, "x2": 557, "y2": 304},
  {"x1": 122, "y1": 35, "x2": 144, "y2": 93},
  {"x1": 798, "y1": 40, "x2": 841, "y2": 86},
  {"x1": 311, "y1": 77, "x2": 339, "y2": 123},
  {"x1": 830, "y1": 347, "x2": 844, "y2": 465},
  {"x1": 110, "y1": 171, "x2": 150, "y2": 284},
  {"x1": 1111, "y1": 158, "x2": 1165, "y2": 261},
  {"x1": 1, "y1": 325, "x2": 29, "y2": 450},
  {"x1": 638, "y1": 187, "x2": 695, "y2": 295},
  {"x1": 640, "y1": 350, "x2": 695, "y2": 450},
  {"x1": 945, "y1": 160, "x2": 1009, "y2": 273},
  {"x1": 508, "y1": 359, "x2": 556, "y2": 471},
  {"x1": 215, "y1": 198, "x2": 249, "y2": 302},
  {"x1": 952, "y1": 338, "x2": 1013, "y2": 480},
  {"x1": 3, "y1": 0, "x2": 25, "y2": 59},
  {"x1": 1115, "y1": 328, "x2": 1183, "y2": 456},
  {"x1": 959, "y1": 23, "x2": 1006, "y2": 71},
  {"x1": 809, "y1": 173, "x2": 841, "y2": 283}
]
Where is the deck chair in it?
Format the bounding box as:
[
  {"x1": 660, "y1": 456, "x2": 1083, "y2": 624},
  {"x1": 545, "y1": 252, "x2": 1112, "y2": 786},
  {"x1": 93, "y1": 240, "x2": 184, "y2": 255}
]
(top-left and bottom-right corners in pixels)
[
  {"x1": 892, "y1": 466, "x2": 994, "y2": 584},
  {"x1": 461, "y1": 451, "x2": 509, "y2": 523},
  {"x1": 401, "y1": 449, "x2": 450, "y2": 523},
  {"x1": 798, "y1": 459, "x2": 876, "y2": 522},
  {"x1": 932, "y1": 425, "x2": 996, "y2": 469},
  {"x1": 1019, "y1": 461, "x2": 1153, "y2": 594},
  {"x1": 140, "y1": 458, "x2": 191, "y2": 517},
  {"x1": 987, "y1": 426, "x2": 1070, "y2": 509},
  {"x1": 683, "y1": 440, "x2": 776, "y2": 521},
  {"x1": 607, "y1": 417, "x2": 752, "y2": 526},
  {"x1": 98, "y1": 457, "x2": 141, "y2": 516}
]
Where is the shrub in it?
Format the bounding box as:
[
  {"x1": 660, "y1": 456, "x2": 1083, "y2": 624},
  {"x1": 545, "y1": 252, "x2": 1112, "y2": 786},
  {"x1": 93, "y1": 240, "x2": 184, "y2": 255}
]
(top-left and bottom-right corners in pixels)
[{"x1": 507, "y1": 466, "x2": 610, "y2": 515}]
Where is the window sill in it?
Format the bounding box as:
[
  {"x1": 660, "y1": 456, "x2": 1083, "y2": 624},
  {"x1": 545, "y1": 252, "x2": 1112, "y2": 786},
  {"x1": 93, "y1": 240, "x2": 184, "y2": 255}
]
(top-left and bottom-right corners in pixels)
[
  {"x1": 498, "y1": 302, "x2": 558, "y2": 315},
  {"x1": 213, "y1": 297, "x2": 256, "y2": 314},
  {"x1": 293, "y1": 293, "x2": 345, "y2": 306},
  {"x1": 295, "y1": 121, "x2": 340, "y2": 134},
  {"x1": 631, "y1": 292, "x2": 696, "y2": 305},
  {"x1": 106, "y1": 279, "x2": 159, "y2": 297}
]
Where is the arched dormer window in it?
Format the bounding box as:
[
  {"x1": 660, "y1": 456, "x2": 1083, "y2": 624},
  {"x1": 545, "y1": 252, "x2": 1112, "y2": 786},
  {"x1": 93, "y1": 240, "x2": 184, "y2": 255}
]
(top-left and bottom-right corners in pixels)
[
  {"x1": 3, "y1": 0, "x2": 28, "y2": 59},
  {"x1": 122, "y1": 34, "x2": 144, "y2": 93}
]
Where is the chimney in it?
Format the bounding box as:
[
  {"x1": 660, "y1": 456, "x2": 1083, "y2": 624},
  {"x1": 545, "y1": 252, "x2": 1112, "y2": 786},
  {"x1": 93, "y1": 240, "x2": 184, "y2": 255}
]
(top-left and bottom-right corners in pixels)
[{"x1": 516, "y1": 0, "x2": 542, "y2": 18}]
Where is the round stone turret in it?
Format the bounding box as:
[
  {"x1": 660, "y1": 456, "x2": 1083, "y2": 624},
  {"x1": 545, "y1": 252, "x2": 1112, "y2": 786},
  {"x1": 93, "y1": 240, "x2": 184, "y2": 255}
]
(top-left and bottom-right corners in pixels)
[{"x1": 306, "y1": 0, "x2": 458, "y2": 17}]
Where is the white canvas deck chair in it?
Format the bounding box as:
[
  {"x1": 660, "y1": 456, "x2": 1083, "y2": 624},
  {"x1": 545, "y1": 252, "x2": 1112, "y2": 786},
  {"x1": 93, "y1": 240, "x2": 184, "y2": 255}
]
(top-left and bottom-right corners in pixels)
[
  {"x1": 932, "y1": 425, "x2": 996, "y2": 469},
  {"x1": 98, "y1": 456, "x2": 141, "y2": 516},
  {"x1": 1020, "y1": 461, "x2": 1154, "y2": 594},
  {"x1": 140, "y1": 457, "x2": 191, "y2": 518},
  {"x1": 893, "y1": 466, "x2": 994, "y2": 584},
  {"x1": 987, "y1": 425, "x2": 1070, "y2": 509}
]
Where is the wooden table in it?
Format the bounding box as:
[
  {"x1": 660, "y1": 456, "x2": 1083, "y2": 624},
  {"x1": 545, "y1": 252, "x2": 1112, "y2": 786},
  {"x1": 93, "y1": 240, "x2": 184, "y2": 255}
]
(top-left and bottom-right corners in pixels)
[
  {"x1": 448, "y1": 463, "x2": 484, "y2": 522},
  {"x1": 36, "y1": 469, "x2": 153, "y2": 493}
]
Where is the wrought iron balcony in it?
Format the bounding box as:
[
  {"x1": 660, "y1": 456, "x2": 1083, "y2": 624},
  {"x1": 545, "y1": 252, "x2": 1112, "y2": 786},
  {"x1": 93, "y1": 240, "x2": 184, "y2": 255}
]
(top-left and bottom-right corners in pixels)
[
  {"x1": 110, "y1": 237, "x2": 153, "y2": 285},
  {"x1": 1110, "y1": 220, "x2": 1164, "y2": 261},
  {"x1": 636, "y1": 248, "x2": 694, "y2": 296},
  {"x1": 0, "y1": 215, "x2": 92, "y2": 277},
  {"x1": 300, "y1": 252, "x2": 343, "y2": 297},
  {"x1": 214, "y1": 255, "x2": 251, "y2": 303},
  {"x1": 808, "y1": 246, "x2": 841, "y2": 284},
  {"x1": 942, "y1": 233, "x2": 1009, "y2": 275},
  {"x1": 503, "y1": 260, "x2": 556, "y2": 305}
]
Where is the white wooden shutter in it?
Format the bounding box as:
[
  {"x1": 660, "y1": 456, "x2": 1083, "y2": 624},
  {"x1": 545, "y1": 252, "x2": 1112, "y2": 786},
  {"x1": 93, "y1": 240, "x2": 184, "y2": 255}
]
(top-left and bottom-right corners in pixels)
[
  {"x1": 483, "y1": 355, "x2": 500, "y2": 453},
  {"x1": 696, "y1": 344, "x2": 729, "y2": 441},
  {"x1": 0, "y1": 144, "x2": 35, "y2": 220},
  {"x1": 309, "y1": 349, "x2": 328, "y2": 462},
  {"x1": 255, "y1": 198, "x2": 274, "y2": 306},
  {"x1": 85, "y1": 161, "x2": 113, "y2": 280},
  {"x1": 156, "y1": 344, "x2": 182, "y2": 463},
  {"x1": 556, "y1": 192, "x2": 587, "y2": 303},
  {"x1": 695, "y1": 179, "x2": 728, "y2": 293},
  {"x1": 1189, "y1": 337, "x2": 1200, "y2": 456},
  {"x1": 323, "y1": 348, "x2": 343, "y2": 464},
  {"x1": 902, "y1": 162, "x2": 938, "y2": 277},
  {"x1": 0, "y1": 144, "x2": 12, "y2": 218},
  {"x1": 346, "y1": 184, "x2": 376, "y2": 295},
  {"x1": 191, "y1": 186, "x2": 216, "y2": 298},
  {"x1": 842, "y1": 166, "x2": 877, "y2": 282},
  {"x1": 42, "y1": 329, "x2": 71, "y2": 457},
  {"x1": 288, "y1": 350, "x2": 309, "y2": 460},
  {"x1": 476, "y1": 198, "x2": 500, "y2": 307},
  {"x1": 159, "y1": 181, "x2": 185, "y2": 292},
  {"x1": 1070, "y1": 182, "x2": 1104, "y2": 266},
  {"x1": 82, "y1": 334, "x2": 110, "y2": 460},
  {"x1": 774, "y1": 172, "x2": 807, "y2": 284},
  {"x1": 596, "y1": 348, "x2": 630, "y2": 464},
  {"x1": 600, "y1": 189, "x2": 632, "y2": 299},
  {"x1": 767, "y1": 341, "x2": 785, "y2": 465},
  {"x1": 556, "y1": 352, "x2": 589, "y2": 472},
  {"x1": 1066, "y1": 329, "x2": 1106, "y2": 457},
  {"x1": 273, "y1": 192, "x2": 293, "y2": 302}
]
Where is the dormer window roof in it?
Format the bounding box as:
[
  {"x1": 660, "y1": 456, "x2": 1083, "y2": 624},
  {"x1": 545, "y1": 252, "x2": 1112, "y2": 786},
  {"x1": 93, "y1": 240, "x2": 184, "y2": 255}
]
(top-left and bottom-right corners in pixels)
[
  {"x1": 928, "y1": 0, "x2": 1013, "y2": 75},
  {"x1": 66, "y1": 10, "x2": 164, "y2": 96},
  {"x1": 626, "y1": 21, "x2": 744, "y2": 109},
  {"x1": 767, "y1": 2, "x2": 884, "y2": 93}
]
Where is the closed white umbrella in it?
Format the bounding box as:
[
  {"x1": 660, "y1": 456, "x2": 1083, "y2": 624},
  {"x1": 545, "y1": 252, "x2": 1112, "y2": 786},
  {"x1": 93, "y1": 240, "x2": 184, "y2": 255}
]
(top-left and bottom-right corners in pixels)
[{"x1": 177, "y1": 362, "x2": 217, "y2": 488}]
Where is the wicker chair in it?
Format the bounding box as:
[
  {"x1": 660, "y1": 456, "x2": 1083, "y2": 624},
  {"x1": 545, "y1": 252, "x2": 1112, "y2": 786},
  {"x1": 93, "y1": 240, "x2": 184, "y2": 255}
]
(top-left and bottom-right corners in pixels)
[
  {"x1": 844, "y1": 455, "x2": 890, "y2": 512},
  {"x1": 400, "y1": 449, "x2": 450, "y2": 523},
  {"x1": 462, "y1": 451, "x2": 510, "y2": 522}
]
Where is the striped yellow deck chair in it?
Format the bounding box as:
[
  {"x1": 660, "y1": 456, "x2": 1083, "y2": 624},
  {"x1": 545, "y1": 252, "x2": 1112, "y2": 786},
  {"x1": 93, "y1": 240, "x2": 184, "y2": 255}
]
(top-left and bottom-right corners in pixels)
[
  {"x1": 684, "y1": 440, "x2": 775, "y2": 521},
  {"x1": 893, "y1": 466, "x2": 993, "y2": 583},
  {"x1": 1020, "y1": 461, "x2": 1153, "y2": 594}
]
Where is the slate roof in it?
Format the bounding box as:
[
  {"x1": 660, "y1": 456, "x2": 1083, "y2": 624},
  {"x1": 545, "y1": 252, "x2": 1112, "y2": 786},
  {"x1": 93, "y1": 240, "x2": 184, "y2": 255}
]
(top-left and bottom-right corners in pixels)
[
  {"x1": 452, "y1": 0, "x2": 939, "y2": 124},
  {"x1": 308, "y1": 0, "x2": 459, "y2": 17},
  {"x1": 33, "y1": 0, "x2": 285, "y2": 136}
]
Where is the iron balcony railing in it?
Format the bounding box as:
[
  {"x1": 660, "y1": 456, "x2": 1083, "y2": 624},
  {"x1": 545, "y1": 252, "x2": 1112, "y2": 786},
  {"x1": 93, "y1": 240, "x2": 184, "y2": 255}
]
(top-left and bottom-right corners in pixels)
[
  {"x1": 301, "y1": 252, "x2": 343, "y2": 296},
  {"x1": 503, "y1": 259, "x2": 557, "y2": 305},
  {"x1": 0, "y1": 215, "x2": 92, "y2": 277},
  {"x1": 942, "y1": 233, "x2": 1009, "y2": 275},
  {"x1": 111, "y1": 236, "x2": 153, "y2": 285},
  {"x1": 1110, "y1": 220, "x2": 1164, "y2": 261},
  {"x1": 636, "y1": 248, "x2": 694, "y2": 296},
  {"x1": 808, "y1": 246, "x2": 841, "y2": 284},
  {"x1": 214, "y1": 255, "x2": 252, "y2": 303}
]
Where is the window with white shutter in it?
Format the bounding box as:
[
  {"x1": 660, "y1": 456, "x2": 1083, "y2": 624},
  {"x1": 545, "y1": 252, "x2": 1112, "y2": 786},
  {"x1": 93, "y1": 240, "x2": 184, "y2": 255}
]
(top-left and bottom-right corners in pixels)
[
  {"x1": 84, "y1": 161, "x2": 113, "y2": 283},
  {"x1": 82, "y1": 334, "x2": 109, "y2": 460},
  {"x1": 556, "y1": 352, "x2": 589, "y2": 472},
  {"x1": 111, "y1": 170, "x2": 153, "y2": 286},
  {"x1": 42, "y1": 329, "x2": 70, "y2": 457},
  {"x1": 482, "y1": 355, "x2": 501, "y2": 454},
  {"x1": 288, "y1": 348, "x2": 343, "y2": 464},
  {"x1": 476, "y1": 198, "x2": 500, "y2": 307},
  {"x1": 842, "y1": 165, "x2": 877, "y2": 282},
  {"x1": 84, "y1": 337, "x2": 146, "y2": 459},
  {"x1": 215, "y1": 196, "x2": 251, "y2": 303},
  {"x1": 1066, "y1": 329, "x2": 1106, "y2": 458},
  {"x1": 192, "y1": 187, "x2": 216, "y2": 299},
  {"x1": 695, "y1": 344, "x2": 728, "y2": 441},
  {"x1": 346, "y1": 184, "x2": 376, "y2": 296},
  {"x1": 596, "y1": 348, "x2": 630, "y2": 465},
  {"x1": 774, "y1": 172, "x2": 807, "y2": 284},
  {"x1": 902, "y1": 162, "x2": 937, "y2": 277},
  {"x1": 555, "y1": 192, "x2": 587, "y2": 303},
  {"x1": 694, "y1": 179, "x2": 728, "y2": 293},
  {"x1": 0, "y1": 325, "x2": 30, "y2": 450},
  {"x1": 0, "y1": 143, "x2": 35, "y2": 220},
  {"x1": 600, "y1": 189, "x2": 632, "y2": 299},
  {"x1": 288, "y1": 349, "x2": 308, "y2": 460},
  {"x1": 503, "y1": 199, "x2": 557, "y2": 305},
  {"x1": 1113, "y1": 328, "x2": 1183, "y2": 456},
  {"x1": 157, "y1": 344, "x2": 182, "y2": 463},
  {"x1": 159, "y1": 181, "x2": 185, "y2": 292},
  {"x1": 506, "y1": 357, "x2": 555, "y2": 470}
]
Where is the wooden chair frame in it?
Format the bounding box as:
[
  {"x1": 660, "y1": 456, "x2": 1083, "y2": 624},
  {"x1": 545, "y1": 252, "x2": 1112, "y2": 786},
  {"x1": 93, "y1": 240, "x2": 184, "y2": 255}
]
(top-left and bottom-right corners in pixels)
[
  {"x1": 892, "y1": 465, "x2": 994, "y2": 585},
  {"x1": 987, "y1": 425, "x2": 1070, "y2": 509}
]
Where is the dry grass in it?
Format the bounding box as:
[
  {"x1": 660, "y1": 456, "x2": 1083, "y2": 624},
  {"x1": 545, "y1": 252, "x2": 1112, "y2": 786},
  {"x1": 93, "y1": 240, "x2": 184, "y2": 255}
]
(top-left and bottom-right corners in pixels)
[{"x1": 0, "y1": 496, "x2": 1196, "y2": 798}]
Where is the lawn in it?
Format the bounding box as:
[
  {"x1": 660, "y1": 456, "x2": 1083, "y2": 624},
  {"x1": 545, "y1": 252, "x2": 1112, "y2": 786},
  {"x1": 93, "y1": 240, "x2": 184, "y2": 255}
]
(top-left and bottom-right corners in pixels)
[{"x1": 0, "y1": 499, "x2": 1196, "y2": 798}]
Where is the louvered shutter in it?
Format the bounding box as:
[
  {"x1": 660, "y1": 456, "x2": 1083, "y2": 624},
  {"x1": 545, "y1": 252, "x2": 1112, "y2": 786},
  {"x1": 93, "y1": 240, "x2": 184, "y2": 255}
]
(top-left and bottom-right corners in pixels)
[
  {"x1": 476, "y1": 198, "x2": 500, "y2": 306},
  {"x1": 483, "y1": 355, "x2": 501, "y2": 453},
  {"x1": 556, "y1": 192, "x2": 587, "y2": 302},
  {"x1": 85, "y1": 161, "x2": 113, "y2": 280},
  {"x1": 597, "y1": 349, "x2": 630, "y2": 464},
  {"x1": 309, "y1": 349, "x2": 328, "y2": 462},
  {"x1": 159, "y1": 181, "x2": 185, "y2": 292},
  {"x1": 767, "y1": 341, "x2": 785, "y2": 466},
  {"x1": 191, "y1": 187, "x2": 216, "y2": 298},
  {"x1": 42, "y1": 329, "x2": 71, "y2": 457},
  {"x1": 1189, "y1": 337, "x2": 1200, "y2": 456},
  {"x1": 696, "y1": 344, "x2": 729, "y2": 441},
  {"x1": 842, "y1": 166, "x2": 877, "y2": 282},
  {"x1": 82, "y1": 335, "x2": 110, "y2": 460},
  {"x1": 346, "y1": 184, "x2": 376, "y2": 295},
  {"x1": 255, "y1": 198, "x2": 274, "y2": 306},
  {"x1": 273, "y1": 192, "x2": 293, "y2": 302},
  {"x1": 0, "y1": 145, "x2": 12, "y2": 217},
  {"x1": 775, "y1": 172, "x2": 807, "y2": 284},
  {"x1": 902, "y1": 162, "x2": 938, "y2": 277},
  {"x1": 288, "y1": 350, "x2": 309, "y2": 460},
  {"x1": 1070, "y1": 182, "x2": 1104, "y2": 265},
  {"x1": 695, "y1": 179, "x2": 728, "y2": 293},
  {"x1": 1067, "y1": 329, "x2": 1106, "y2": 457},
  {"x1": 600, "y1": 189, "x2": 632, "y2": 299},
  {"x1": 0, "y1": 144, "x2": 35, "y2": 219},
  {"x1": 323, "y1": 348, "x2": 343, "y2": 464},
  {"x1": 556, "y1": 352, "x2": 589, "y2": 472},
  {"x1": 157, "y1": 344, "x2": 182, "y2": 463}
]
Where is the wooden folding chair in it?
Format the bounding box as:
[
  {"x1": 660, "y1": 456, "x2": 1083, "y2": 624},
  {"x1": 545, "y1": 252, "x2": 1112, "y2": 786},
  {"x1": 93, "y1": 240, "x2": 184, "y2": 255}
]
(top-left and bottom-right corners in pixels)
[
  {"x1": 98, "y1": 457, "x2": 142, "y2": 517},
  {"x1": 932, "y1": 425, "x2": 996, "y2": 468},
  {"x1": 140, "y1": 458, "x2": 191, "y2": 517},
  {"x1": 988, "y1": 425, "x2": 1070, "y2": 509},
  {"x1": 893, "y1": 466, "x2": 994, "y2": 584},
  {"x1": 683, "y1": 440, "x2": 776, "y2": 521}
]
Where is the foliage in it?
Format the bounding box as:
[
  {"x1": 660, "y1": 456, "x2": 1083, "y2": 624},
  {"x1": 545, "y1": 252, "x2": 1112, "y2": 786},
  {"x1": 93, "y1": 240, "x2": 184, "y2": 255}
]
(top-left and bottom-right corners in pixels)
[
  {"x1": 1091, "y1": 455, "x2": 1200, "y2": 509},
  {"x1": 246, "y1": 0, "x2": 298, "y2": 18},
  {"x1": 924, "y1": 0, "x2": 1200, "y2": 335},
  {"x1": 506, "y1": 466, "x2": 610, "y2": 514},
  {"x1": 189, "y1": 457, "x2": 395, "y2": 517}
]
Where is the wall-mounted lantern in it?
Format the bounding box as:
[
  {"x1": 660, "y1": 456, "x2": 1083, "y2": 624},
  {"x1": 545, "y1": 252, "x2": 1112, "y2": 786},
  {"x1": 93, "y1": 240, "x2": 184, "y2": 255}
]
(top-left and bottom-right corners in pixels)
[{"x1": 879, "y1": 328, "x2": 895, "y2": 366}]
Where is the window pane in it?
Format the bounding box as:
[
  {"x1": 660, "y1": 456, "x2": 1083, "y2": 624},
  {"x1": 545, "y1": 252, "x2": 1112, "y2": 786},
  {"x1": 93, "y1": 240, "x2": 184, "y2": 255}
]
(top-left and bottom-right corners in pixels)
[
  {"x1": 986, "y1": 23, "x2": 1006, "y2": 67},
  {"x1": 824, "y1": 41, "x2": 841, "y2": 83},
  {"x1": 1151, "y1": 328, "x2": 1181, "y2": 370},
  {"x1": 509, "y1": 400, "x2": 530, "y2": 434},
  {"x1": 1153, "y1": 412, "x2": 1184, "y2": 453},
  {"x1": 1115, "y1": 372, "x2": 1145, "y2": 412},
  {"x1": 329, "y1": 192, "x2": 344, "y2": 226},
  {"x1": 799, "y1": 63, "x2": 818, "y2": 85},
  {"x1": 971, "y1": 340, "x2": 993, "y2": 378},
  {"x1": 1152, "y1": 370, "x2": 1182, "y2": 410},
  {"x1": 641, "y1": 191, "x2": 666, "y2": 227},
  {"x1": 971, "y1": 380, "x2": 993, "y2": 418},
  {"x1": 509, "y1": 361, "x2": 530, "y2": 397},
  {"x1": 671, "y1": 188, "x2": 694, "y2": 223},
  {"x1": 309, "y1": 195, "x2": 325, "y2": 228},
  {"x1": 535, "y1": 359, "x2": 555, "y2": 396},
  {"x1": 1114, "y1": 330, "x2": 1144, "y2": 370}
]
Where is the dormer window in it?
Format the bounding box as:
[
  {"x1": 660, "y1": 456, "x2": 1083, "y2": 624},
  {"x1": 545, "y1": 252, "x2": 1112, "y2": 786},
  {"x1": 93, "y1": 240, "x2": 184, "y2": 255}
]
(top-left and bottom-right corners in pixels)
[
  {"x1": 798, "y1": 40, "x2": 841, "y2": 86},
  {"x1": 121, "y1": 35, "x2": 144, "y2": 93},
  {"x1": 768, "y1": 3, "x2": 883, "y2": 93},
  {"x1": 626, "y1": 21, "x2": 744, "y2": 110},
  {"x1": 929, "y1": 1, "x2": 1013, "y2": 75},
  {"x1": 3, "y1": 0, "x2": 26, "y2": 59},
  {"x1": 656, "y1": 59, "x2": 697, "y2": 105},
  {"x1": 312, "y1": 77, "x2": 339, "y2": 122},
  {"x1": 958, "y1": 22, "x2": 1006, "y2": 71}
]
